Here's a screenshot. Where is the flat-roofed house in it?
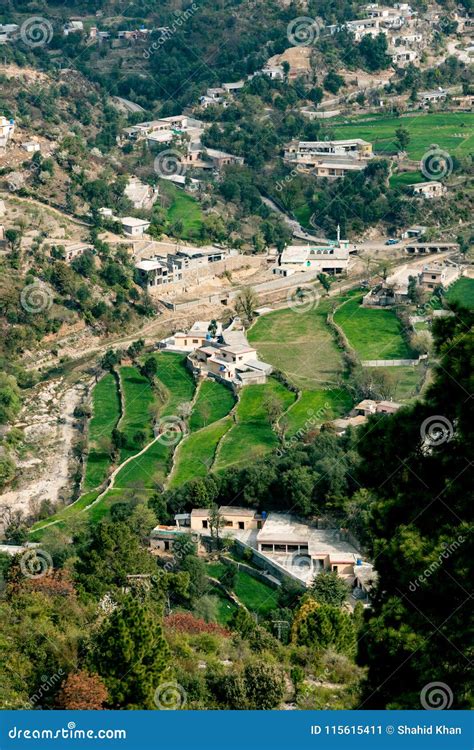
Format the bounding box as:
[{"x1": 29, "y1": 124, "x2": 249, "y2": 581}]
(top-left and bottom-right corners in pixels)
[
  {"x1": 135, "y1": 257, "x2": 171, "y2": 286},
  {"x1": 413, "y1": 181, "x2": 447, "y2": 199},
  {"x1": 273, "y1": 238, "x2": 350, "y2": 276},
  {"x1": 256, "y1": 513, "x2": 363, "y2": 582},
  {"x1": 121, "y1": 217, "x2": 150, "y2": 236},
  {"x1": 285, "y1": 138, "x2": 373, "y2": 162},
  {"x1": 419, "y1": 261, "x2": 460, "y2": 291},
  {"x1": 190, "y1": 506, "x2": 263, "y2": 532}
]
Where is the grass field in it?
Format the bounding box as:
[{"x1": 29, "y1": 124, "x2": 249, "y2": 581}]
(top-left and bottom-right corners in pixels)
[
  {"x1": 207, "y1": 562, "x2": 279, "y2": 616},
  {"x1": 446, "y1": 277, "x2": 474, "y2": 308},
  {"x1": 389, "y1": 171, "x2": 426, "y2": 187},
  {"x1": 365, "y1": 365, "x2": 426, "y2": 403},
  {"x1": 214, "y1": 379, "x2": 295, "y2": 471},
  {"x1": 152, "y1": 352, "x2": 196, "y2": 416},
  {"x1": 169, "y1": 417, "x2": 233, "y2": 487},
  {"x1": 83, "y1": 373, "x2": 120, "y2": 490},
  {"x1": 285, "y1": 387, "x2": 353, "y2": 436},
  {"x1": 248, "y1": 298, "x2": 346, "y2": 390},
  {"x1": 159, "y1": 180, "x2": 204, "y2": 240},
  {"x1": 113, "y1": 353, "x2": 195, "y2": 490},
  {"x1": 189, "y1": 379, "x2": 236, "y2": 431},
  {"x1": 118, "y1": 366, "x2": 155, "y2": 461},
  {"x1": 334, "y1": 296, "x2": 415, "y2": 360},
  {"x1": 331, "y1": 112, "x2": 474, "y2": 160}
]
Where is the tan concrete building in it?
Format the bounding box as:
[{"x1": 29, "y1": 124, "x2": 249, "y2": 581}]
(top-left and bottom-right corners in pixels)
[{"x1": 190, "y1": 506, "x2": 263, "y2": 533}]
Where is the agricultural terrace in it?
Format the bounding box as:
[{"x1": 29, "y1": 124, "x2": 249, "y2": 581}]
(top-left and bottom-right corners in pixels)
[
  {"x1": 169, "y1": 417, "x2": 233, "y2": 487},
  {"x1": 207, "y1": 561, "x2": 279, "y2": 617},
  {"x1": 213, "y1": 378, "x2": 296, "y2": 471},
  {"x1": 159, "y1": 179, "x2": 205, "y2": 240},
  {"x1": 189, "y1": 379, "x2": 236, "y2": 431},
  {"x1": 334, "y1": 295, "x2": 415, "y2": 360},
  {"x1": 112, "y1": 353, "x2": 195, "y2": 490},
  {"x1": 118, "y1": 366, "x2": 155, "y2": 461},
  {"x1": 331, "y1": 112, "x2": 474, "y2": 160},
  {"x1": 170, "y1": 379, "x2": 236, "y2": 486},
  {"x1": 248, "y1": 298, "x2": 345, "y2": 390},
  {"x1": 83, "y1": 373, "x2": 120, "y2": 491},
  {"x1": 248, "y1": 297, "x2": 355, "y2": 435},
  {"x1": 446, "y1": 277, "x2": 474, "y2": 309}
]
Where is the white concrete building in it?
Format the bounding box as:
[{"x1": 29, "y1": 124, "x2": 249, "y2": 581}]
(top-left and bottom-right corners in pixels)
[{"x1": 121, "y1": 217, "x2": 150, "y2": 236}]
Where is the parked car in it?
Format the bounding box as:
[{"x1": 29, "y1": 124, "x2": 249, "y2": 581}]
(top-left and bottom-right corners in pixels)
[{"x1": 385, "y1": 238, "x2": 399, "y2": 245}]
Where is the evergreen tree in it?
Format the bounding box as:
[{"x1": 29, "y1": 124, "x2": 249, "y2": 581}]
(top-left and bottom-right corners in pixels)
[
  {"x1": 357, "y1": 308, "x2": 474, "y2": 708},
  {"x1": 91, "y1": 597, "x2": 170, "y2": 709}
]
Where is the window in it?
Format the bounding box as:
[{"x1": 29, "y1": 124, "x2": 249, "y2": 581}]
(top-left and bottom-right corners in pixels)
[
  {"x1": 193, "y1": 338, "x2": 199, "y2": 344},
  {"x1": 261, "y1": 544, "x2": 273, "y2": 552},
  {"x1": 202, "y1": 520, "x2": 208, "y2": 529},
  {"x1": 332, "y1": 565, "x2": 338, "y2": 572},
  {"x1": 238, "y1": 522, "x2": 245, "y2": 530}
]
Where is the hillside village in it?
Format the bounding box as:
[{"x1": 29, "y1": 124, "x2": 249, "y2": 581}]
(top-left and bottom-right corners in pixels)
[{"x1": 0, "y1": 0, "x2": 472, "y2": 717}]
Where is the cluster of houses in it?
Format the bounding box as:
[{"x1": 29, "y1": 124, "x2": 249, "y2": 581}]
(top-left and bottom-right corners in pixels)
[
  {"x1": 273, "y1": 228, "x2": 352, "y2": 277},
  {"x1": 363, "y1": 258, "x2": 461, "y2": 307},
  {"x1": 151, "y1": 507, "x2": 377, "y2": 599},
  {"x1": 135, "y1": 245, "x2": 235, "y2": 285},
  {"x1": 283, "y1": 138, "x2": 374, "y2": 179},
  {"x1": 120, "y1": 114, "x2": 243, "y2": 178},
  {"x1": 161, "y1": 318, "x2": 273, "y2": 387}
]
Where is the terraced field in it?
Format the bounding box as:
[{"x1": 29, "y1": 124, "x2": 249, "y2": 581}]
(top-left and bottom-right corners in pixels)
[
  {"x1": 189, "y1": 379, "x2": 236, "y2": 431},
  {"x1": 248, "y1": 298, "x2": 345, "y2": 390},
  {"x1": 284, "y1": 387, "x2": 353, "y2": 436},
  {"x1": 331, "y1": 112, "x2": 474, "y2": 160},
  {"x1": 118, "y1": 366, "x2": 156, "y2": 461},
  {"x1": 83, "y1": 373, "x2": 120, "y2": 491},
  {"x1": 214, "y1": 378, "x2": 296, "y2": 471},
  {"x1": 169, "y1": 417, "x2": 233, "y2": 487},
  {"x1": 334, "y1": 295, "x2": 415, "y2": 360}
]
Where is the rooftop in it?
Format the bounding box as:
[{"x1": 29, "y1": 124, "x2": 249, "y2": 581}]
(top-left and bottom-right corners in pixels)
[{"x1": 256, "y1": 513, "x2": 361, "y2": 561}]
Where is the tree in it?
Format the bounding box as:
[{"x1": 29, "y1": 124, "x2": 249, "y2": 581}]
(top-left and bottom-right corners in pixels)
[
  {"x1": 0, "y1": 373, "x2": 21, "y2": 424},
  {"x1": 208, "y1": 319, "x2": 218, "y2": 338},
  {"x1": 74, "y1": 519, "x2": 158, "y2": 597},
  {"x1": 395, "y1": 126, "x2": 410, "y2": 152},
  {"x1": 323, "y1": 71, "x2": 345, "y2": 94},
  {"x1": 357, "y1": 308, "x2": 474, "y2": 708},
  {"x1": 264, "y1": 392, "x2": 283, "y2": 427},
  {"x1": 243, "y1": 661, "x2": 285, "y2": 709},
  {"x1": 292, "y1": 599, "x2": 356, "y2": 655},
  {"x1": 91, "y1": 597, "x2": 170, "y2": 709},
  {"x1": 281, "y1": 467, "x2": 315, "y2": 515},
  {"x1": 311, "y1": 571, "x2": 348, "y2": 606},
  {"x1": 57, "y1": 671, "x2": 108, "y2": 710},
  {"x1": 234, "y1": 286, "x2": 258, "y2": 325},
  {"x1": 208, "y1": 504, "x2": 225, "y2": 550},
  {"x1": 0, "y1": 453, "x2": 16, "y2": 490},
  {"x1": 318, "y1": 273, "x2": 331, "y2": 294},
  {"x1": 142, "y1": 356, "x2": 158, "y2": 381},
  {"x1": 101, "y1": 350, "x2": 120, "y2": 372}
]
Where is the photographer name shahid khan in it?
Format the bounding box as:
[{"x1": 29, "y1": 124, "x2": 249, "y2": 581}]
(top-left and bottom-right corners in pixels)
[{"x1": 398, "y1": 725, "x2": 462, "y2": 735}]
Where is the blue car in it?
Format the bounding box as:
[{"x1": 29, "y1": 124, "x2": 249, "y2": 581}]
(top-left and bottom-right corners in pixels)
[{"x1": 385, "y1": 238, "x2": 399, "y2": 245}]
